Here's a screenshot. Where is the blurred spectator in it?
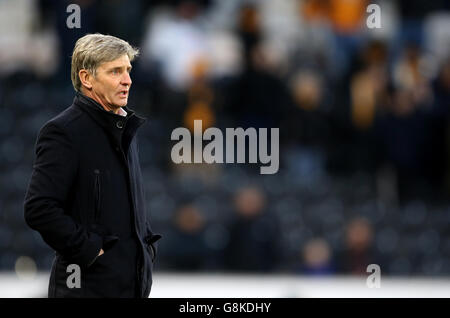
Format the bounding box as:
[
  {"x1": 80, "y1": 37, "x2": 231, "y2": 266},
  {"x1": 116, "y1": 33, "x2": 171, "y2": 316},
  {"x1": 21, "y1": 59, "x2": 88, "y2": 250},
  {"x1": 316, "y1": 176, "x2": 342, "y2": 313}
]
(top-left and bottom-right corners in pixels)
[
  {"x1": 326, "y1": 40, "x2": 390, "y2": 175},
  {"x1": 281, "y1": 68, "x2": 331, "y2": 153},
  {"x1": 141, "y1": 0, "x2": 210, "y2": 91},
  {"x1": 374, "y1": 44, "x2": 435, "y2": 201},
  {"x1": 350, "y1": 40, "x2": 390, "y2": 131},
  {"x1": 429, "y1": 57, "x2": 450, "y2": 198},
  {"x1": 328, "y1": 0, "x2": 369, "y2": 77},
  {"x1": 392, "y1": 44, "x2": 433, "y2": 103},
  {"x1": 297, "y1": 238, "x2": 336, "y2": 276},
  {"x1": 223, "y1": 186, "x2": 280, "y2": 272},
  {"x1": 226, "y1": 4, "x2": 290, "y2": 129},
  {"x1": 183, "y1": 58, "x2": 216, "y2": 132},
  {"x1": 160, "y1": 203, "x2": 214, "y2": 271},
  {"x1": 337, "y1": 217, "x2": 382, "y2": 275}
]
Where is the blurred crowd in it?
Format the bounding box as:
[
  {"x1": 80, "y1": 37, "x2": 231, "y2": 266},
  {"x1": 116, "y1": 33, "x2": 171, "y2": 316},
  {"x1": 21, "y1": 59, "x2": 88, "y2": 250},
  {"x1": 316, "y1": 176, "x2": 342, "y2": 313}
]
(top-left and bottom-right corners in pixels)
[{"x1": 1, "y1": 0, "x2": 450, "y2": 276}]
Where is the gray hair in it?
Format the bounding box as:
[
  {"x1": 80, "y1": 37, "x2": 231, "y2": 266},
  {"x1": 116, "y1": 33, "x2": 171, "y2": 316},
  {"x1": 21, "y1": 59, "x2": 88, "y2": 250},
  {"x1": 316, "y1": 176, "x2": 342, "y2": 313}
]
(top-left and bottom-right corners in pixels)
[{"x1": 71, "y1": 33, "x2": 139, "y2": 92}]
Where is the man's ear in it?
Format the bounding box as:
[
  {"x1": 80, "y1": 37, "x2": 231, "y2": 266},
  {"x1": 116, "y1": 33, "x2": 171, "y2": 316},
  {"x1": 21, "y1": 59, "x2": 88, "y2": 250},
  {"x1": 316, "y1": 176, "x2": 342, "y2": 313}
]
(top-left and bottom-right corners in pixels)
[{"x1": 79, "y1": 69, "x2": 93, "y2": 90}]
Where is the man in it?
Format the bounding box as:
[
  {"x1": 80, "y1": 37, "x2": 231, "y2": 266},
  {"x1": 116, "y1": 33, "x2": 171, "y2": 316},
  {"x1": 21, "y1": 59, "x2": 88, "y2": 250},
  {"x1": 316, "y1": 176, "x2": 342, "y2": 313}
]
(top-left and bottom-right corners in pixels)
[{"x1": 24, "y1": 33, "x2": 161, "y2": 298}]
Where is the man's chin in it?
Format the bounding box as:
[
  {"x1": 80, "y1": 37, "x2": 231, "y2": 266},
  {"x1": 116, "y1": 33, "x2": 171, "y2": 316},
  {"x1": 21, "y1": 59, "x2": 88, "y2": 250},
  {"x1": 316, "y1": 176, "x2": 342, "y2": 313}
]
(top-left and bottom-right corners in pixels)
[{"x1": 115, "y1": 100, "x2": 128, "y2": 107}]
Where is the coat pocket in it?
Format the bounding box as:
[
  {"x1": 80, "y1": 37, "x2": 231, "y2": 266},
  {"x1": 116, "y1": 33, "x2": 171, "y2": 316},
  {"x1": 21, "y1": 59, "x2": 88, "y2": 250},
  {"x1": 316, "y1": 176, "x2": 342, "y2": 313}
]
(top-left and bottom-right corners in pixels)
[
  {"x1": 93, "y1": 169, "x2": 101, "y2": 223},
  {"x1": 144, "y1": 234, "x2": 162, "y2": 263},
  {"x1": 87, "y1": 223, "x2": 120, "y2": 252}
]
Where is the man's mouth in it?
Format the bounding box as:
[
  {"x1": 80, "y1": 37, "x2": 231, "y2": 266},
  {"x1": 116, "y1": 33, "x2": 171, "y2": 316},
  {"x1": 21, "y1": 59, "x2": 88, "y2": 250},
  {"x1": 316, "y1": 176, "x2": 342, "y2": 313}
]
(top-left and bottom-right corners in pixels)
[{"x1": 119, "y1": 90, "x2": 128, "y2": 98}]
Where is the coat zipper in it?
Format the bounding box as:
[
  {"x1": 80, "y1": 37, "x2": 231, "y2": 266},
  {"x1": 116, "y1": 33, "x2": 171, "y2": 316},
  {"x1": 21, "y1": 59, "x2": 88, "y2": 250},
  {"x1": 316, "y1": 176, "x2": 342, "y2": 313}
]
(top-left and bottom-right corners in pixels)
[{"x1": 94, "y1": 169, "x2": 101, "y2": 223}]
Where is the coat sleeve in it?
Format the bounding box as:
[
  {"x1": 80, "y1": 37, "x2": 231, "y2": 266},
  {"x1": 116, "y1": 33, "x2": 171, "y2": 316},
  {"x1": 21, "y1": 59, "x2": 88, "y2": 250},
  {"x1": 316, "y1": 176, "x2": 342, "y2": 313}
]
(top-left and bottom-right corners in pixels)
[{"x1": 24, "y1": 122, "x2": 102, "y2": 268}]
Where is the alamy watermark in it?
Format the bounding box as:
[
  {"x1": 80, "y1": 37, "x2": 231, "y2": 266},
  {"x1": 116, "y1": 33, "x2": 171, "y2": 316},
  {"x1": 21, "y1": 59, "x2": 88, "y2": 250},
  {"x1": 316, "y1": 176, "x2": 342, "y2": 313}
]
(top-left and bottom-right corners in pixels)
[
  {"x1": 66, "y1": 3, "x2": 381, "y2": 30},
  {"x1": 366, "y1": 264, "x2": 381, "y2": 288},
  {"x1": 66, "y1": 264, "x2": 81, "y2": 289},
  {"x1": 171, "y1": 120, "x2": 279, "y2": 174},
  {"x1": 366, "y1": 4, "x2": 381, "y2": 29},
  {"x1": 66, "y1": 4, "x2": 81, "y2": 29}
]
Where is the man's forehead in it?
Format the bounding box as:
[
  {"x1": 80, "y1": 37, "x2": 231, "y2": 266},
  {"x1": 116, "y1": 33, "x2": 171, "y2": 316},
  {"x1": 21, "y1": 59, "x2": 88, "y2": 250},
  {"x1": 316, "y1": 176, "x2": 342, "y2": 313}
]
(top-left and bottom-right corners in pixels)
[{"x1": 99, "y1": 55, "x2": 131, "y2": 69}]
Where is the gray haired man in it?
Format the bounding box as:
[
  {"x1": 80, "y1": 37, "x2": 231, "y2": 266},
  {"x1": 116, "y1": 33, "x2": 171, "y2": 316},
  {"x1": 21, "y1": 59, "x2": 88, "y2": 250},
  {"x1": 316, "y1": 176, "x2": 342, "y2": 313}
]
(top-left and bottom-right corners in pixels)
[{"x1": 24, "y1": 33, "x2": 161, "y2": 298}]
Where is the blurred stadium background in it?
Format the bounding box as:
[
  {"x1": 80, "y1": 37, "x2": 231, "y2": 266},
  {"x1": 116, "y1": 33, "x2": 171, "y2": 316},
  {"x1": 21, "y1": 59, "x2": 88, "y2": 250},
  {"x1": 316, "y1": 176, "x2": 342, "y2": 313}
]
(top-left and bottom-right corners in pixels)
[{"x1": 1, "y1": 0, "x2": 450, "y2": 297}]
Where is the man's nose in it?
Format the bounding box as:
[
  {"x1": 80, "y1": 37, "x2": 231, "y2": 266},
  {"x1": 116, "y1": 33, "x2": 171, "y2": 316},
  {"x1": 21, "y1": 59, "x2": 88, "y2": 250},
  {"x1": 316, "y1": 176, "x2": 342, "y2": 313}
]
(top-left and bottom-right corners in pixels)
[{"x1": 121, "y1": 72, "x2": 132, "y2": 86}]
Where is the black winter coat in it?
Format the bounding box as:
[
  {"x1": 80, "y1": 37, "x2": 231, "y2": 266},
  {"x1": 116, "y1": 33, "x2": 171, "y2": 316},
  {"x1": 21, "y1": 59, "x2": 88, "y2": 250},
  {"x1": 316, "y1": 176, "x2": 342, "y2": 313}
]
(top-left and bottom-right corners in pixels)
[{"x1": 24, "y1": 93, "x2": 161, "y2": 298}]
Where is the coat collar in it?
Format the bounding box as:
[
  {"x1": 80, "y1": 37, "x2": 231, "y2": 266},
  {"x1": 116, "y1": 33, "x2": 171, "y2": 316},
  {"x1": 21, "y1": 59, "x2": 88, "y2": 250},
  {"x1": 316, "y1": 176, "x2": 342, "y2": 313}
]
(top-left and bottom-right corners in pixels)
[{"x1": 73, "y1": 92, "x2": 146, "y2": 152}]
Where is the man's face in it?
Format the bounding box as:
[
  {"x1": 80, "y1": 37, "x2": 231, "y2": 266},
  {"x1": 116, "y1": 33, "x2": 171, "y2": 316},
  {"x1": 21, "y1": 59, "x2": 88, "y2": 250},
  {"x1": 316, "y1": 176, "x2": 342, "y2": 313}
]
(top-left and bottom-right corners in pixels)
[{"x1": 89, "y1": 54, "x2": 132, "y2": 111}]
